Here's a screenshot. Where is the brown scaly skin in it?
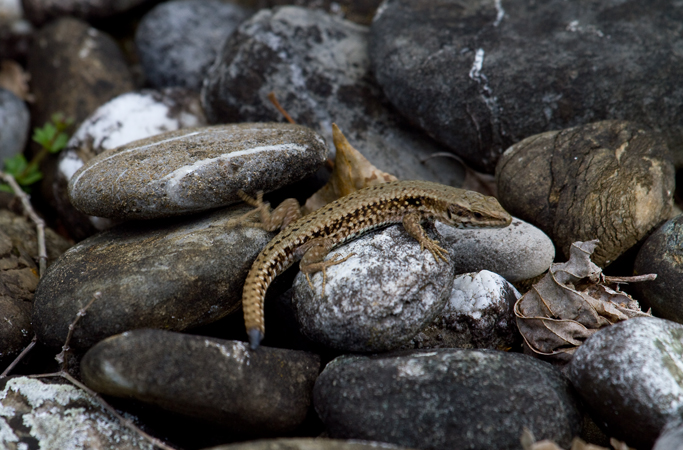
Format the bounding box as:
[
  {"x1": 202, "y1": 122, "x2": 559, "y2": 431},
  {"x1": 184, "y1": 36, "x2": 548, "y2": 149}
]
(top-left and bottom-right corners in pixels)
[{"x1": 240, "y1": 180, "x2": 512, "y2": 349}]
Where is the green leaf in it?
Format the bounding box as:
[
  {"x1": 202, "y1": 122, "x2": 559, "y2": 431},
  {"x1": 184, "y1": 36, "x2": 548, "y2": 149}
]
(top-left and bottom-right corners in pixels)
[
  {"x1": 50, "y1": 132, "x2": 69, "y2": 153},
  {"x1": 0, "y1": 183, "x2": 13, "y2": 193},
  {"x1": 17, "y1": 169, "x2": 43, "y2": 186},
  {"x1": 32, "y1": 123, "x2": 57, "y2": 149},
  {"x1": 3, "y1": 154, "x2": 27, "y2": 176}
]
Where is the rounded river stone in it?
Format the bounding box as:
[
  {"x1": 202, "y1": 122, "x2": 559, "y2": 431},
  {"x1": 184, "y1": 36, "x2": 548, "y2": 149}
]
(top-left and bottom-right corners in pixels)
[
  {"x1": 0, "y1": 88, "x2": 29, "y2": 166},
  {"x1": 567, "y1": 316, "x2": 683, "y2": 449},
  {"x1": 633, "y1": 215, "x2": 683, "y2": 323},
  {"x1": 81, "y1": 329, "x2": 320, "y2": 434},
  {"x1": 496, "y1": 120, "x2": 674, "y2": 267},
  {"x1": 370, "y1": 0, "x2": 683, "y2": 172},
  {"x1": 33, "y1": 205, "x2": 273, "y2": 350},
  {"x1": 314, "y1": 349, "x2": 582, "y2": 450},
  {"x1": 68, "y1": 123, "x2": 327, "y2": 220}
]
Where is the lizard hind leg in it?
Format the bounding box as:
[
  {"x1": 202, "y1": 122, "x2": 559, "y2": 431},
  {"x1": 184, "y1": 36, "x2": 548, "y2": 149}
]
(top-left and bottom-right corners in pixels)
[
  {"x1": 233, "y1": 191, "x2": 303, "y2": 232},
  {"x1": 402, "y1": 212, "x2": 449, "y2": 262},
  {"x1": 299, "y1": 237, "x2": 355, "y2": 296}
]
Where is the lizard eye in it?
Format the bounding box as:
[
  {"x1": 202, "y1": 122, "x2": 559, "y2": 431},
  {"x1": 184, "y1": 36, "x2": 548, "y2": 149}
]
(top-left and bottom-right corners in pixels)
[{"x1": 474, "y1": 212, "x2": 483, "y2": 219}]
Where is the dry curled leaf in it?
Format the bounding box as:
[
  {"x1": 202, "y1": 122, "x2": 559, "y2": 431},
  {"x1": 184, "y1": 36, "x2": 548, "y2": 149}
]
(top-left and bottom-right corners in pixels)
[
  {"x1": 0, "y1": 60, "x2": 33, "y2": 102},
  {"x1": 515, "y1": 240, "x2": 652, "y2": 362},
  {"x1": 302, "y1": 123, "x2": 397, "y2": 214}
]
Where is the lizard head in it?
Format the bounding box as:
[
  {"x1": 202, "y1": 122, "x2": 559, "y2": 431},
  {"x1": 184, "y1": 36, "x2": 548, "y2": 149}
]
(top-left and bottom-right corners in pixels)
[{"x1": 438, "y1": 189, "x2": 512, "y2": 229}]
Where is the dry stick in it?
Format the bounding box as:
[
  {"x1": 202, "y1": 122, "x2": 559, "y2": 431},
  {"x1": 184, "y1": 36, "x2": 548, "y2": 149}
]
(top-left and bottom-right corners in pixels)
[
  {"x1": 603, "y1": 274, "x2": 657, "y2": 284},
  {"x1": 0, "y1": 335, "x2": 37, "y2": 379},
  {"x1": 0, "y1": 172, "x2": 48, "y2": 276},
  {"x1": 267, "y1": 91, "x2": 297, "y2": 124},
  {"x1": 54, "y1": 291, "x2": 101, "y2": 371}
]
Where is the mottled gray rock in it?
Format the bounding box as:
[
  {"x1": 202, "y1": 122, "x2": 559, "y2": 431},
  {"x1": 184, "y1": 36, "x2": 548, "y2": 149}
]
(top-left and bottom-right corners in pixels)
[
  {"x1": 21, "y1": 0, "x2": 149, "y2": 25},
  {"x1": 27, "y1": 17, "x2": 134, "y2": 134},
  {"x1": 81, "y1": 329, "x2": 320, "y2": 434},
  {"x1": 653, "y1": 419, "x2": 683, "y2": 450},
  {"x1": 0, "y1": 88, "x2": 29, "y2": 167},
  {"x1": 633, "y1": 215, "x2": 683, "y2": 323},
  {"x1": 567, "y1": 316, "x2": 683, "y2": 449},
  {"x1": 409, "y1": 270, "x2": 521, "y2": 350},
  {"x1": 241, "y1": 0, "x2": 383, "y2": 25},
  {"x1": 291, "y1": 225, "x2": 453, "y2": 352},
  {"x1": 33, "y1": 205, "x2": 272, "y2": 350},
  {"x1": 68, "y1": 123, "x2": 327, "y2": 220},
  {"x1": 136, "y1": 0, "x2": 252, "y2": 90},
  {"x1": 314, "y1": 349, "x2": 582, "y2": 450},
  {"x1": 0, "y1": 376, "x2": 154, "y2": 449},
  {"x1": 202, "y1": 6, "x2": 465, "y2": 186},
  {"x1": 436, "y1": 217, "x2": 555, "y2": 282},
  {"x1": 54, "y1": 88, "x2": 207, "y2": 240},
  {"x1": 496, "y1": 121, "x2": 674, "y2": 267},
  {"x1": 370, "y1": 0, "x2": 683, "y2": 172},
  {"x1": 205, "y1": 438, "x2": 415, "y2": 450}
]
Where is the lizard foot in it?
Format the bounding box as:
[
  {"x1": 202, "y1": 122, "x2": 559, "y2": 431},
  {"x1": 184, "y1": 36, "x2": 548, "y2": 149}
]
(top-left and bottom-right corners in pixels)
[
  {"x1": 421, "y1": 238, "x2": 449, "y2": 262},
  {"x1": 303, "y1": 252, "x2": 356, "y2": 297}
]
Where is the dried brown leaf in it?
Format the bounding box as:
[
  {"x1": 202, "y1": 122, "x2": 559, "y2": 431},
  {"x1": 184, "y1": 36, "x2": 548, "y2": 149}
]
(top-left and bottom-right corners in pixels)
[
  {"x1": 302, "y1": 123, "x2": 397, "y2": 214},
  {"x1": 0, "y1": 60, "x2": 33, "y2": 102}
]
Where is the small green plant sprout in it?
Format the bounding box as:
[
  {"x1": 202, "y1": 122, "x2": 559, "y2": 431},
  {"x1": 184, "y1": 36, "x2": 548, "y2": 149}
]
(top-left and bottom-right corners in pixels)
[{"x1": 1, "y1": 113, "x2": 73, "y2": 193}]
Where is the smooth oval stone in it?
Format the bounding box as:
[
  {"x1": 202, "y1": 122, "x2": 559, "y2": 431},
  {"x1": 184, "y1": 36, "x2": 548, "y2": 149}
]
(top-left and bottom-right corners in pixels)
[
  {"x1": 54, "y1": 88, "x2": 207, "y2": 240},
  {"x1": 201, "y1": 6, "x2": 465, "y2": 186},
  {"x1": 0, "y1": 376, "x2": 153, "y2": 449},
  {"x1": 654, "y1": 420, "x2": 683, "y2": 450},
  {"x1": 136, "y1": 0, "x2": 252, "y2": 90},
  {"x1": 496, "y1": 121, "x2": 674, "y2": 267},
  {"x1": 81, "y1": 329, "x2": 320, "y2": 434},
  {"x1": 0, "y1": 87, "x2": 29, "y2": 166},
  {"x1": 633, "y1": 215, "x2": 683, "y2": 323},
  {"x1": 409, "y1": 270, "x2": 521, "y2": 350},
  {"x1": 567, "y1": 316, "x2": 683, "y2": 449},
  {"x1": 291, "y1": 225, "x2": 453, "y2": 352},
  {"x1": 314, "y1": 349, "x2": 582, "y2": 449},
  {"x1": 370, "y1": 0, "x2": 683, "y2": 172},
  {"x1": 68, "y1": 123, "x2": 327, "y2": 220},
  {"x1": 436, "y1": 217, "x2": 555, "y2": 282},
  {"x1": 204, "y1": 438, "x2": 415, "y2": 450},
  {"x1": 33, "y1": 205, "x2": 273, "y2": 350}
]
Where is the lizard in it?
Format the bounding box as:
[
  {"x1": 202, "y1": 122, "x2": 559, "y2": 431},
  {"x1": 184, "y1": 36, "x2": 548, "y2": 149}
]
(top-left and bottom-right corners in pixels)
[{"x1": 238, "y1": 180, "x2": 513, "y2": 349}]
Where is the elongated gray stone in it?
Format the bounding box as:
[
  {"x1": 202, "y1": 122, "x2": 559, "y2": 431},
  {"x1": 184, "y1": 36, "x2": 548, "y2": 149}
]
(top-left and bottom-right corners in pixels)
[{"x1": 68, "y1": 123, "x2": 327, "y2": 220}]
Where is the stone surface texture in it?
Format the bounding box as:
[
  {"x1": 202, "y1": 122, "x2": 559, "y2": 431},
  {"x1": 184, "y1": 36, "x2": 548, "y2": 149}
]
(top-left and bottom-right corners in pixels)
[
  {"x1": 633, "y1": 215, "x2": 683, "y2": 323},
  {"x1": 567, "y1": 316, "x2": 683, "y2": 449},
  {"x1": 201, "y1": 6, "x2": 465, "y2": 186},
  {"x1": 239, "y1": 0, "x2": 382, "y2": 24},
  {"x1": 314, "y1": 349, "x2": 582, "y2": 450},
  {"x1": 206, "y1": 438, "x2": 415, "y2": 450},
  {"x1": 370, "y1": 0, "x2": 683, "y2": 172},
  {"x1": 68, "y1": 123, "x2": 327, "y2": 220},
  {"x1": 436, "y1": 217, "x2": 555, "y2": 282},
  {"x1": 496, "y1": 121, "x2": 674, "y2": 267},
  {"x1": 0, "y1": 88, "x2": 29, "y2": 167},
  {"x1": 0, "y1": 376, "x2": 153, "y2": 449},
  {"x1": 81, "y1": 329, "x2": 320, "y2": 434},
  {"x1": 32, "y1": 205, "x2": 273, "y2": 349},
  {"x1": 291, "y1": 225, "x2": 453, "y2": 352},
  {"x1": 136, "y1": 0, "x2": 252, "y2": 90}
]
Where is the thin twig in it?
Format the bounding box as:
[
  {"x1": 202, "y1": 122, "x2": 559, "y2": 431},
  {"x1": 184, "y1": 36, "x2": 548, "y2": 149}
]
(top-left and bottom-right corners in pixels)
[
  {"x1": 603, "y1": 274, "x2": 657, "y2": 284},
  {"x1": 267, "y1": 91, "x2": 296, "y2": 124},
  {"x1": 0, "y1": 335, "x2": 37, "y2": 379},
  {"x1": 55, "y1": 291, "x2": 101, "y2": 371},
  {"x1": 0, "y1": 172, "x2": 47, "y2": 276}
]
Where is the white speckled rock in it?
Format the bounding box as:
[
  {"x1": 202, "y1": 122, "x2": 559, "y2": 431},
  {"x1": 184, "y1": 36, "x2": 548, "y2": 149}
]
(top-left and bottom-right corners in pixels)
[
  {"x1": 291, "y1": 225, "x2": 454, "y2": 352},
  {"x1": 0, "y1": 376, "x2": 153, "y2": 449},
  {"x1": 436, "y1": 217, "x2": 555, "y2": 282},
  {"x1": 567, "y1": 316, "x2": 683, "y2": 449},
  {"x1": 54, "y1": 88, "x2": 207, "y2": 239},
  {"x1": 68, "y1": 123, "x2": 327, "y2": 220},
  {"x1": 410, "y1": 270, "x2": 521, "y2": 350}
]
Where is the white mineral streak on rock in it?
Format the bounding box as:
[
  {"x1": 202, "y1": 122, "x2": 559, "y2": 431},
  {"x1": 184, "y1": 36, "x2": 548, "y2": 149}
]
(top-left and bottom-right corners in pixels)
[
  {"x1": 448, "y1": 271, "x2": 519, "y2": 320},
  {"x1": 396, "y1": 358, "x2": 426, "y2": 379},
  {"x1": 101, "y1": 360, "x2": 135, "y2": 390},
  {"x1": 494, "y1": 0, "x2": 505, "y2": 26},
  {"x1": 58, "y1": 150, "x2": 84, "y2": 180},
  {"x1": 204, "y1": 339, "x2": 250, "y2": 366}
]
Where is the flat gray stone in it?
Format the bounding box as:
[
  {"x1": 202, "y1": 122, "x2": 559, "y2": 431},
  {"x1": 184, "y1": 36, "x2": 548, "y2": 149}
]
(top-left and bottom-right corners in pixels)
[
  {"x1": 436, "y1": 217, "x2": 555, "y2": 282},
  {"x1": 33, "y1": 205, "x2": 273, "y2": 350},
  {"x1": 567, "y1": 316, "x2": 683, "y2": 449},
  {"x1": 314, "y1": 349, "x2": 582, "y2": 450},
  {"x1": 204, "y1": 438, "x2": 415, "y2": 450},
  {"x1": 68, "y1": 123, "x2": 327, "y2": 220},
  {"x1": 0, "y1": 376, "x2": 153, "y2": 449},
  {"x1": 201, "y1": 6, "x2": 465, "y2": 185},
  {"x1": 81, "y1": 329, "x2": 320, "y2": 434},
  {"x1": 291, "y1": 225, "x2": 453, "y2": 352}
]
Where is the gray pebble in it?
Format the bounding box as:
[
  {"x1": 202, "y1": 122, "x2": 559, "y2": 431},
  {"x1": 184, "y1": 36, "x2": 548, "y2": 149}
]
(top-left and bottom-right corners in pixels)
[
  {"x1": 436, "y1": 217, "x2": 555, "y2": 282},
  {"x1": 0, "y1": 88, "x2": 29, "y2": 167},
  {"x1": 0, "y1": 376, "x2": 153, "y2": 449},
  {"x1": 314, "y1": 349, "x2": 582, "y2": 449},
  {"x1": 33, "y1": 205, "x2": 272, "y2": 350},
  {"x1": 68, "y1": 123, "x2": 327, "y2": 220},
  {"x1": 201, "y1": 6, "x2": 465, "y2": 185},
  {"x1": 136, "y1": 0, "x2": 252, "y2": 90},
  {"x1": 81, "y1": 329, "x2": 320, "y2": 434},
  {"x1": 567, "y1": 316, "x2": 683, "y2": 448},
  {"x1": 291, "y1": 225, "x2": 453, "y2": 352}
]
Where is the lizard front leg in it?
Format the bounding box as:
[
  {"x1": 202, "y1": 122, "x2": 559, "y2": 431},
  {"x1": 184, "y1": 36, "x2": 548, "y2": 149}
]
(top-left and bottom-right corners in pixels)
[
  {"x1": 402, "y1": 212, "x2": 449, "y2": 262},
  {"x1": 298, "y1": 237, "x2": 356, "y2": 296}
]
